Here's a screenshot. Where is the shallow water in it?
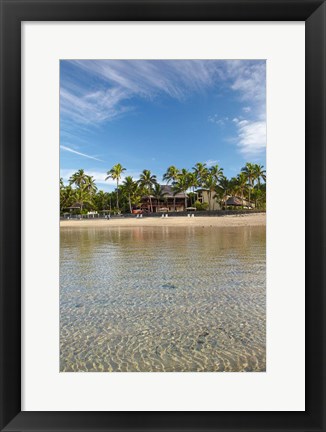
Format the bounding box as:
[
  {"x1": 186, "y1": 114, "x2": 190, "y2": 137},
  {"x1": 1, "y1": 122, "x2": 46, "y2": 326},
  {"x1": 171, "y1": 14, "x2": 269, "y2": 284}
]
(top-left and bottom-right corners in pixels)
[{"x1": 60, "y1": 225, "x2": 266, "y2": 372}]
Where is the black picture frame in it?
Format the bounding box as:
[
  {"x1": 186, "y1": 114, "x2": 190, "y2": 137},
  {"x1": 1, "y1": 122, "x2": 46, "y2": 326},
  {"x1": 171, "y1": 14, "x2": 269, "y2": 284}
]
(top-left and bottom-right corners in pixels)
[{"x1": 0, "y1": 0, "x2": 325, "y2": 431}]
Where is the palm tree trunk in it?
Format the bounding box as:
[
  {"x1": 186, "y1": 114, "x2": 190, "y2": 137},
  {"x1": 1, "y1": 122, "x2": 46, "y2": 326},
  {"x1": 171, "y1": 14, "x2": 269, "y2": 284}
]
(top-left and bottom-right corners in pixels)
[
  {"x1": 248, "y1": 177, "x2": 253, "y2": 208},
  {"x1": 149, "y1": 195, "x2": 153, "y2": 213},
  {"x1": 184, "y1": 193, "x2": 187, "y2": 211},
  {"x1": 116, "y1": 180, "x2": 119, "y2": 210},
  {"x1": 174, "y1": 196, "x2": 176, "y2": 211},
  {"x1": 129, "y1": 194, "x2": 132, "y2": 213}
]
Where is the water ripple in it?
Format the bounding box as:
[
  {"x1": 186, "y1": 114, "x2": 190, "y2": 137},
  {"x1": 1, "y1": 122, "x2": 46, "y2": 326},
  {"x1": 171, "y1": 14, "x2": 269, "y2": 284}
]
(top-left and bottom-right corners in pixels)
[{"x1": 60, "y1": 226, "x2": 266, "y2": 372}]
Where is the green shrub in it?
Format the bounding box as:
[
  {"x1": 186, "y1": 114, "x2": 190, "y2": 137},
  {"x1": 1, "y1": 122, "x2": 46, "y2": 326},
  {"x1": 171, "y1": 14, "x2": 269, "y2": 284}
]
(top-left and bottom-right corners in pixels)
[{"x1": 194, "y1": 201, "x2": 209, "y2": 211}]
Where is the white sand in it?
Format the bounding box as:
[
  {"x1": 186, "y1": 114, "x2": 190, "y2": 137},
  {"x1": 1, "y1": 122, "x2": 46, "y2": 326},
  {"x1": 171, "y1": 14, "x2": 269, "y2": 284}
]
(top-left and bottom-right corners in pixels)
[{"x1": 60, "y1": 213, "x2": 266, "y2": 228}]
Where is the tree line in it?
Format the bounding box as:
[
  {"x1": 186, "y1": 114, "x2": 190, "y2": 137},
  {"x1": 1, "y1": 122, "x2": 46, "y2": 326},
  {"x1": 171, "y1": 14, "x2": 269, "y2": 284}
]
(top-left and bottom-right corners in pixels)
[{"x1": 60, "y1": 162, "x2": 266, "y2": 214}]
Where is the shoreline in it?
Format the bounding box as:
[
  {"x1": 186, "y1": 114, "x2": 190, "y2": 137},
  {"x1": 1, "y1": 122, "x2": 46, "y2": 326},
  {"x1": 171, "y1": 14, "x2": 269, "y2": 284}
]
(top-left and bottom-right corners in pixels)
[{"x1": 60, "y1": 213, "x2": 266, "y2": 228}]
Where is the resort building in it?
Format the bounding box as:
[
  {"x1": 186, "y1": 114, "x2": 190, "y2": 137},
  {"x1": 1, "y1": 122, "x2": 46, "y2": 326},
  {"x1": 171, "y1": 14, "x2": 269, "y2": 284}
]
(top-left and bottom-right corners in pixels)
[
  {"x1": 196, "y1": 189, "x2": 221, "y2": 210},
  {"x1": 140, "y1": 185, "x2": 187, "y2": 213}
]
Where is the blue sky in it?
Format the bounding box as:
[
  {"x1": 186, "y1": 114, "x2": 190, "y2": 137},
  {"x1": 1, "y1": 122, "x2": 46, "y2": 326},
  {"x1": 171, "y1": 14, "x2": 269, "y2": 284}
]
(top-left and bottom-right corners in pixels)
[{"x1": 60, "y1": 60, "x2": 266, "y2": 191}]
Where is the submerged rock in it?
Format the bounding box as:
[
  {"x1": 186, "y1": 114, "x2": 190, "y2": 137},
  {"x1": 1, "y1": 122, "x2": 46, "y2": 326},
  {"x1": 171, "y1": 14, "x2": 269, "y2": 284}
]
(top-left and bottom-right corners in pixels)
[{"x1": 161, "y1": 283, "x2": 176, "y2": 289}]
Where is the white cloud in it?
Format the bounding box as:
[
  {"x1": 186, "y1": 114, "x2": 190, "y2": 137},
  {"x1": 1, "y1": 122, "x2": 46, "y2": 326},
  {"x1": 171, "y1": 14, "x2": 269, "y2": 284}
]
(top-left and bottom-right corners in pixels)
[
  {"x1": 72, "y1": 60, "x2": 220, "y2": 101},
  {"x1": 60, "y1": 60, "x2": 266, "y2": 159},
  {"x1": 60, "y1": 86, "x2": 132, "y2": 125},
  {"x1": 208, "y1": 114, "x2": 229, "y2": 126},
  {"x1": 60, "y1": 145, "x2": 104, "y2": 162},
  {"x1": 61, "y1": 61, "x2": 266, "y2": 124},
  {"x1": 60, "y1": 60, "x2": 225, "y2": 128},
  {"x1": 223, "y1": 61, "x2": 266, "y2": 157},
  {"x1": 205, "y1": 159, "x2": 219, "y2": 167},
  {"x1": 233, "y1": 118, "x2": 266, "y2": 157},
  {"x1": 224, "y1": 60, "x2": 266, "y2": 103}
]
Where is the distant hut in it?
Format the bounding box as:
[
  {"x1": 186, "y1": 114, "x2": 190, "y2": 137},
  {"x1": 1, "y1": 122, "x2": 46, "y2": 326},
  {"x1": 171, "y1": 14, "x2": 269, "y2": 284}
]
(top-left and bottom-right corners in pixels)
[
  {"x1": 66, "y1": 202, "x2": 82, "y2": 211},
  {"x1": 226, "y1": 196, "x2": 254, "y2": 208},
  {"x1": 64, "y1": 202, "x2": 83, "y2": 216},
  {"x1": 62, "y1": 203, "x2": 83, "y2": 219}
]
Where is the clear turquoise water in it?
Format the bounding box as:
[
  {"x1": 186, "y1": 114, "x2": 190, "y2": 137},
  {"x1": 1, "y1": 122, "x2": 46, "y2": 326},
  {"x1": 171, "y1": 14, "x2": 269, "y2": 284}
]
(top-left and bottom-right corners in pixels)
[{"x1": 60, "y1": 225, "x2": 266, "y2": 372}]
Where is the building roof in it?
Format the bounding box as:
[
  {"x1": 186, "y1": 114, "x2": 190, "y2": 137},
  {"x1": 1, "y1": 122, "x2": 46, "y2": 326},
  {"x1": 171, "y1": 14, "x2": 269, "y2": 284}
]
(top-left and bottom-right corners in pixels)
[
  {"x1": 65, "y1": 202, "x2": 82, "y2": 209},
  {"x1": 226, "y1": 196, "x2": 252, "y2": 207},
  {"x1": 142, "y1": 185, "x2": 186, "y2": 199},
  {"x1": 161, "y1": 185, "x2": 186, "y2": 198}
]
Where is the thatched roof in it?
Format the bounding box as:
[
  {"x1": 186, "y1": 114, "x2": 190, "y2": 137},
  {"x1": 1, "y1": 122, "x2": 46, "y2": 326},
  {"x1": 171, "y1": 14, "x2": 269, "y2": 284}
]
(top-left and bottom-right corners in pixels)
[
  {"x1": 142, "y1": 185, "x2": 186, "y2": 199},
  {"x1": 226, "y1": 196, "x2": 253, "y2": 207},
  {"x1": 65, "y1": 202, "x2": 82, "y2": 209},
  {"x1": 160, "y1": 185, "x2": 186, "y2": 198}
]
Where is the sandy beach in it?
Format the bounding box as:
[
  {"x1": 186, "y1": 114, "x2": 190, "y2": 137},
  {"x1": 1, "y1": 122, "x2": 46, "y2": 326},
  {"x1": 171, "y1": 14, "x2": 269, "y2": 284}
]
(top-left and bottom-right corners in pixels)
[{"x1": 60, "y1": 212, "x2": 266, "y2": 228}]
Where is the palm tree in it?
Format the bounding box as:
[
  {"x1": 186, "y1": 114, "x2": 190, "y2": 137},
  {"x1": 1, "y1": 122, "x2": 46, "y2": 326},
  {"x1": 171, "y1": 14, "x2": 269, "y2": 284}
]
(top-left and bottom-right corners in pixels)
[
  {"x1": 105, "y1": 163, "x2": 126, "y2": 211},
  {"x1": 75, "y1": 187, "x2": 94, "y2": 213},
  {"x1": 122, "y1": 176, "x2": 137, "y2": 213},
  {"x1": 60, "y1": 184, "x2": 76, "y2": 212},
  {"x1": 174, "y1": 169, "x2": 189, "y2": 210},
  {"x1": 94, "y1": 190, "x2": 107, "y2": 211},
  {"x1": 193, "y1": 162, "x2": 208, "y2": 188},
  {"x1": 203, "y1": 172, "x2": 219, "y2": 211},
  {"x1": 138, "y1": 169, "x2": 157, "y2": 213},
  {"x1": 152, "y1": 184, "x2": 166, "y2": 212},
  {"x1": 83, "y1": 175, "x2": 98, "y2": 195},
  {"x1": 163, "y1": 165, "x2": 180, "y2": 211},
  {"x1": 203, "y1": 165, "x2": 224, "y2": 210},
  {"x1": 187, "y1": 172, "x2": 198, "y2": 205},
  {"x1": 210, "y1": 164, "x2": 224, "y2": 184},
  {"x1": 235, "y1": 173, "x2": 248, "y2": 208},
  {"x1": 69, "y1": 169, "x2": 87, "y2": 189},
  {"x1": 254, "y1": 164, "x2": 266, "y2": 190},
  {"x1": 241, "y1": 162, "x2": 256, "y2": 206},
  {"x1": 215, "y1": 176, "x2": 230, "y2": 209},
  {"x1": 251, "y1": 181, "x2": 266, "y2": 209}
]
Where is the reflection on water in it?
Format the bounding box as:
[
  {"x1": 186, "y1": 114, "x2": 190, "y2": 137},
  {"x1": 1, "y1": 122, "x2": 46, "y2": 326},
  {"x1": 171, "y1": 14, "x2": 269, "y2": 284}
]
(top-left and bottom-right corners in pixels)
[{"x1": 60, "y1": 226, "x2": 266, "y2": 372}]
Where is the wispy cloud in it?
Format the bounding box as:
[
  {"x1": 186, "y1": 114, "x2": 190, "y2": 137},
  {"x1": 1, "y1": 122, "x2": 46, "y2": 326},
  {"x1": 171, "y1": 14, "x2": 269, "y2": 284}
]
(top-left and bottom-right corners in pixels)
[
  {"x1": 223, "y1": 61, "x2": 266, "y2": 157},
  {"x1": 72, "y1": 60, "x2": 220, "y2": 101},
  {"x1": 205, "y1": 159, "x2": 219, "y2": 167},
  {"x1": 61, "y1": 60, "x2": 266, "y2": 159},
  {"x1": 60, "y1": 87, "x2": 132, "y2": 125},
  {"x1": 60, "y1": 60, "x2": 225, "y2": 128},
  {"x1": 232, "y1": 118, "x2": 266, "y2": 157},
  {"x1": 60, "y1": 145, "x2": 104, "y2": 162},
  {"x1": 223, "y1": 60, "x2": 266, "y2": 103},
  {"x1": 208, "y1": 114, "x2": 229, "y2": 126},
  {"x1": 61, "y1": 60, "x2": 265, "y2": 127}
]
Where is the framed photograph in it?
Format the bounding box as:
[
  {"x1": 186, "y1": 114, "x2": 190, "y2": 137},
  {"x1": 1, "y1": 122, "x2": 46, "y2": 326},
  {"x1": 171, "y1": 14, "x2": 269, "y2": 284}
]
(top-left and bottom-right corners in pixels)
[{"x1": 0, "y1": 0, "x2": 325, "y2": 431}]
